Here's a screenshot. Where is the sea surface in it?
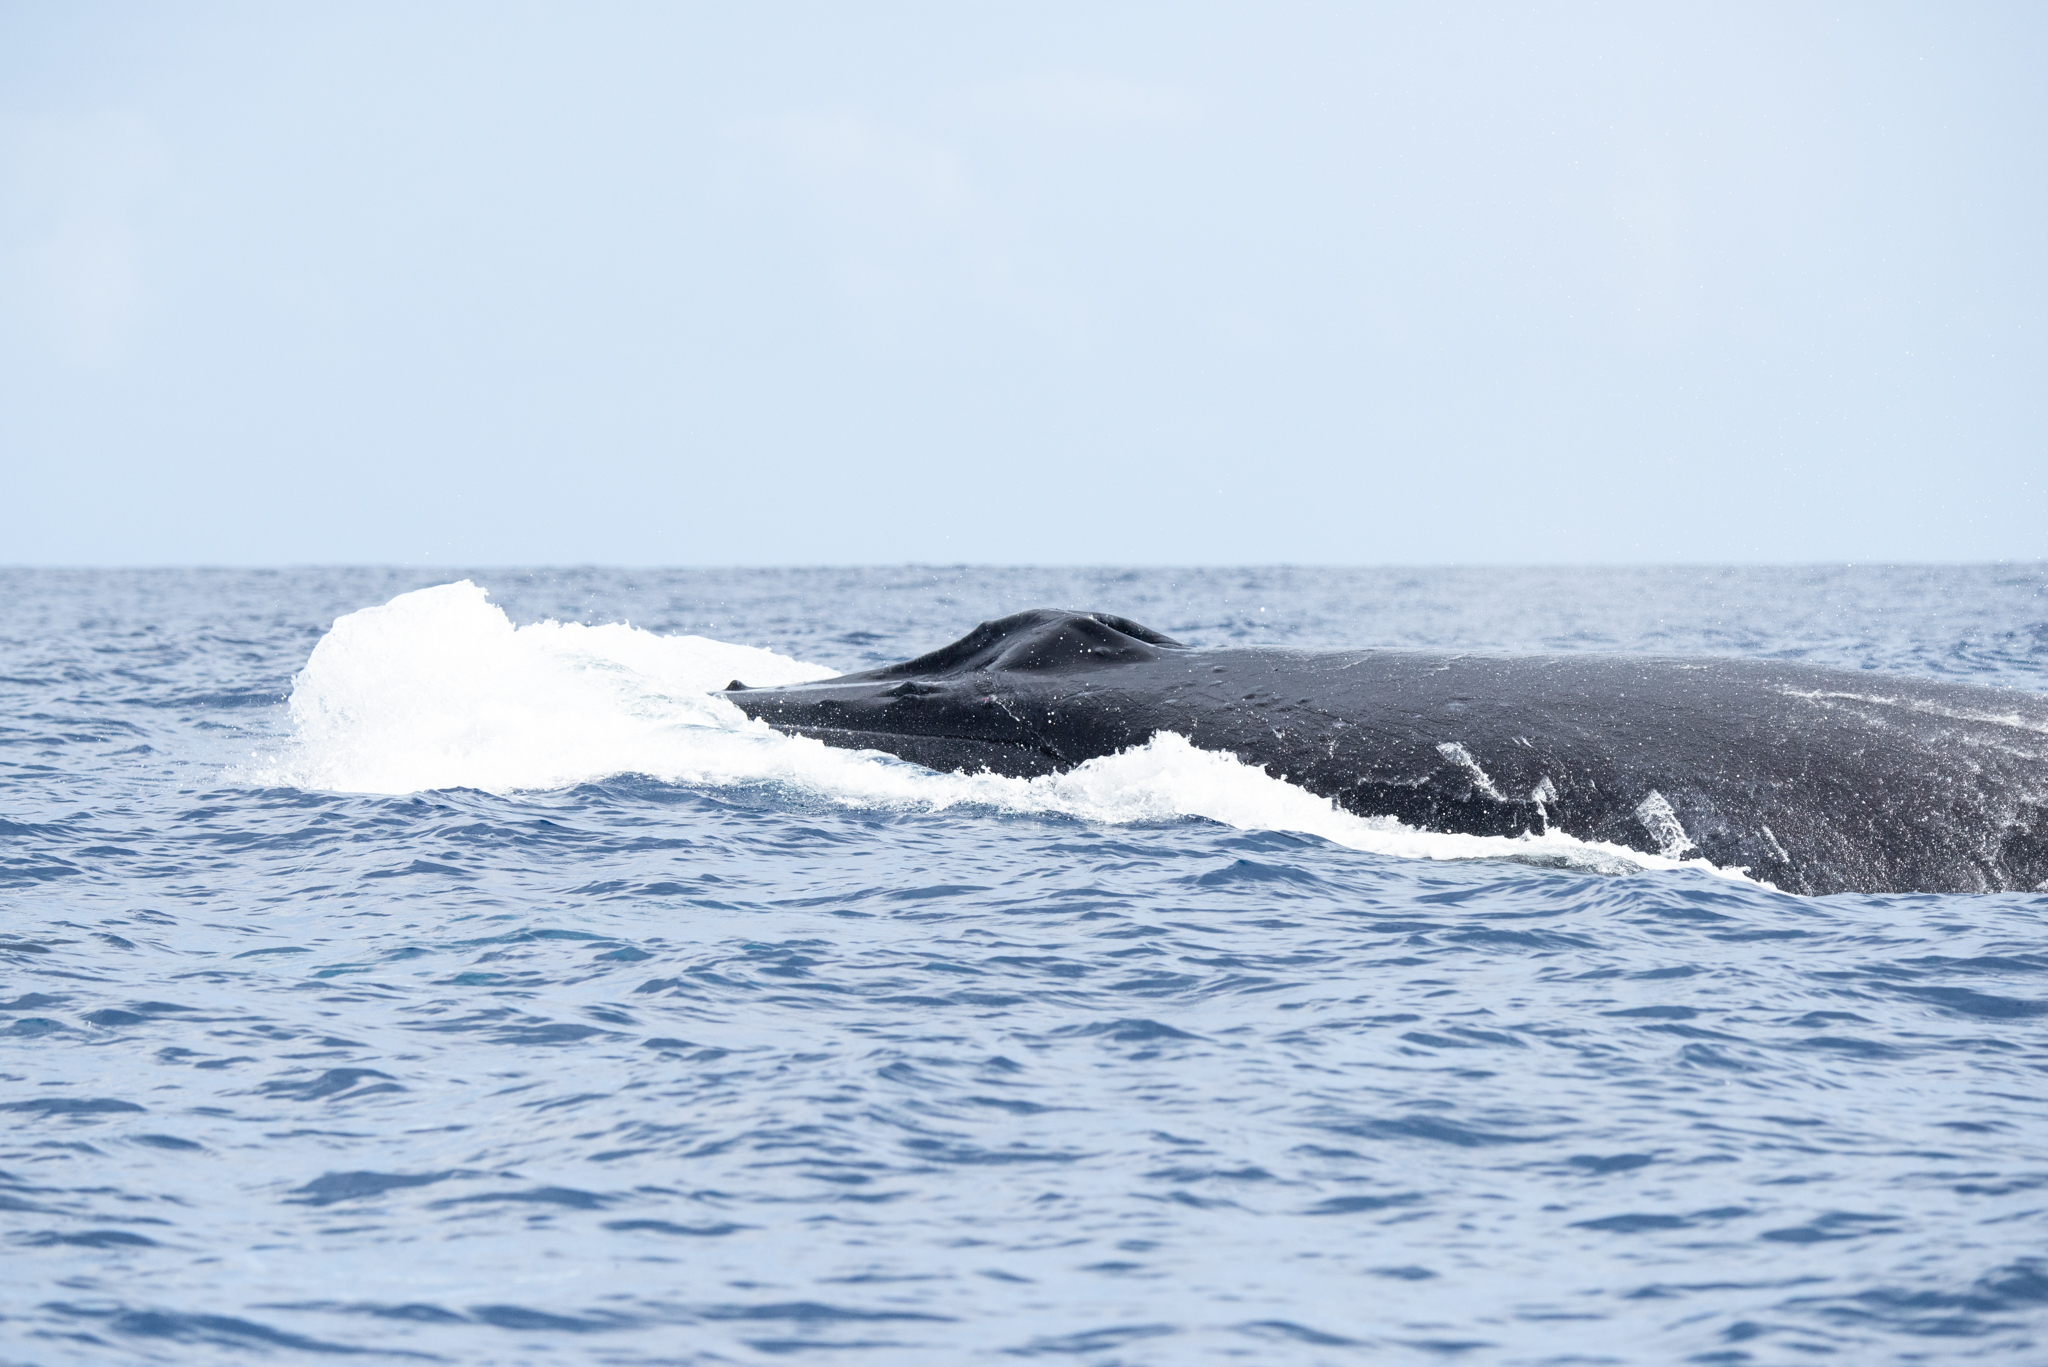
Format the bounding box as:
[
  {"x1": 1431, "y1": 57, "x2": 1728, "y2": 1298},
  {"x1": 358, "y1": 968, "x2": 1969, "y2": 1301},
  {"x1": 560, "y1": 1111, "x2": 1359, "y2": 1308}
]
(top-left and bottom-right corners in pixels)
[{"x1": 4, "y1": 564, "x2": 2048, "y2": 1367}]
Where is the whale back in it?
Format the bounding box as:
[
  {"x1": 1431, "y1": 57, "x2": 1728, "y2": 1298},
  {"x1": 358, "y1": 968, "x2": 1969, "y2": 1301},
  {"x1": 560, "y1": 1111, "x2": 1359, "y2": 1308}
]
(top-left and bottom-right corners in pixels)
[
  {"x1": 865, "y1": 609, "x2": 1184, "y2": 679},
  {"x1": 723, "y1": 610, "x2": 2048, "y2": 895}
]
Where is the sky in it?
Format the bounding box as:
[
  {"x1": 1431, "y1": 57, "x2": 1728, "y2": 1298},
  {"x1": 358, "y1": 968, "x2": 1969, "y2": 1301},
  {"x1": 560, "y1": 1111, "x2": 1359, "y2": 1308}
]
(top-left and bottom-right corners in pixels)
[{"x1": 2, "y1": 2, "x2": 2043, "y2": 566}]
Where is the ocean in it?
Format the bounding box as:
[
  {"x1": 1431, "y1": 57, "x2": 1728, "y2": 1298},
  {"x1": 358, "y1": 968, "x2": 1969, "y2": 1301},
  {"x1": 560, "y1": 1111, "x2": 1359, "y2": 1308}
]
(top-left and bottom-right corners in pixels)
[{"x1": 4, "y1": 564, "x2": 2046, "y2": 1366}]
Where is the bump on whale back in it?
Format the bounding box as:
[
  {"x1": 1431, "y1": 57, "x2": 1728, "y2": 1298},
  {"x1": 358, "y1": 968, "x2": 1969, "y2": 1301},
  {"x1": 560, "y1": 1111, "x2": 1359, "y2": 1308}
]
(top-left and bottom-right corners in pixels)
[{"x1": 871, "y1": 610, "x2": 1184, "y2": 679}]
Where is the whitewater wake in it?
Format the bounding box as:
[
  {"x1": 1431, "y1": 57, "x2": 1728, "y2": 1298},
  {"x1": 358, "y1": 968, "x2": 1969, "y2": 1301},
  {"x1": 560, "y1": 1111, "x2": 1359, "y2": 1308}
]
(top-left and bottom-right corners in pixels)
[{"x1": 246, "y1": 582, "x2": 1741, "y2": 880}]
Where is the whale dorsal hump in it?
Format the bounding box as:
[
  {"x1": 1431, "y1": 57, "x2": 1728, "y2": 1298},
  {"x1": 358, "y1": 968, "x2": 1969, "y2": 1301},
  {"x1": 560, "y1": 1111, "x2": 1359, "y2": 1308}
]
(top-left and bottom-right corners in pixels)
[{"x1": 875, "y1": 609, "x2": 1184, "y2": 679}]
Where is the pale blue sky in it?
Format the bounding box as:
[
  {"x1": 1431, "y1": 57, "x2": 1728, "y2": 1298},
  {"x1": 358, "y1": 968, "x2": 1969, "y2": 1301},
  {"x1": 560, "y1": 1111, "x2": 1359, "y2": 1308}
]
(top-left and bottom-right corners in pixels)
[{"x1": 3, "y1": 2, "x2": 2042, "y2": 565}]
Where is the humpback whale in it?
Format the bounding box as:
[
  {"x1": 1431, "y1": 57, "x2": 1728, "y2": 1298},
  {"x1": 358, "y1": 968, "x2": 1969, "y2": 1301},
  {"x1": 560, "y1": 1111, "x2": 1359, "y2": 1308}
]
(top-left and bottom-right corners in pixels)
[{"x1": 721, "y1": 610, "x2": 2048, "y2": 896}]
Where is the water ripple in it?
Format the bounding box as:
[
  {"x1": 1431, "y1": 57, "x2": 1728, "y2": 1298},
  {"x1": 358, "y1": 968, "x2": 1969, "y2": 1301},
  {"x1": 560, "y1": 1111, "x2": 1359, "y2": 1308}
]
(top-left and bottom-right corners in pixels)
[{"x1": 3, "y1": 566, "x2": 2046, "y2": 1364}]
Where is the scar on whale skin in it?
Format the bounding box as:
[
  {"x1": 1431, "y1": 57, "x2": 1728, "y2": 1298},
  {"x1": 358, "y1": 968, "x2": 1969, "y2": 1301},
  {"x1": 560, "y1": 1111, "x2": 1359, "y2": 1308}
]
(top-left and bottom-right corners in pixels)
[{"x1": 1633, "y1": 790, "x2": 1698, "y2": 859}]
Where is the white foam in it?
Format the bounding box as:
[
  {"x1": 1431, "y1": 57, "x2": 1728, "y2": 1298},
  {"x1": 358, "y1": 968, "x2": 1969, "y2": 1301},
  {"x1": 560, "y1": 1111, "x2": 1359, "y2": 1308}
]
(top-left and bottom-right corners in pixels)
[
  {"x1": 250, "y1": 581, "x2": 837, "y2": 796},
  {"x1": 247, "y1": 582, "x2": 1743, "y2": 881}
]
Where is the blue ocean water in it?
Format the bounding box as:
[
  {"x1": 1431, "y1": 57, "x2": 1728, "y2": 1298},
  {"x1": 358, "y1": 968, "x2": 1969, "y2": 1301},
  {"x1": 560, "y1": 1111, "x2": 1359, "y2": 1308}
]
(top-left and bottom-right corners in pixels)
[{"x1": 4, "y1": 564, "x2": 2048, "y2": 1366}]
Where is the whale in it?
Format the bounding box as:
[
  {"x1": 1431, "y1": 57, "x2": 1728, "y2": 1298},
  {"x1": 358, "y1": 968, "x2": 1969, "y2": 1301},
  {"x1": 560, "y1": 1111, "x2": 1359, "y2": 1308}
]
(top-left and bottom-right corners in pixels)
[{"x1": 720, "y1": 609, "x2": 2048, "y2": 896}]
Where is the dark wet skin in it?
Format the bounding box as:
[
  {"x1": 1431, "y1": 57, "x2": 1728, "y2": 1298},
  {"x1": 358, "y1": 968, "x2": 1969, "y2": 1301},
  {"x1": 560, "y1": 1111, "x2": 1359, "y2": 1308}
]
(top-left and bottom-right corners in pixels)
[{"x1": 723, "y1": 610, "x2": 2048, "y2": 896}]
